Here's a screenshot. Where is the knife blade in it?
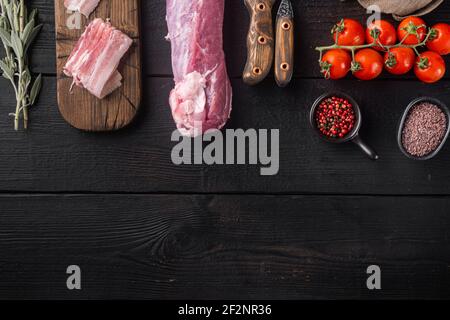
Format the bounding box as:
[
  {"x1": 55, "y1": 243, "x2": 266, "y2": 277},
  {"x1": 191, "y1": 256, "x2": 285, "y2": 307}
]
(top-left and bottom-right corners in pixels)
[{"x1": 274, "y1": 0, "x2": 294, "y2": 87}]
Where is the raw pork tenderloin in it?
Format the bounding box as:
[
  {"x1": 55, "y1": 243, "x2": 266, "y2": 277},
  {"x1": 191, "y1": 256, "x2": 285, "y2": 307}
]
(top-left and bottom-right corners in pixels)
[{"x1": 166, "y1": 0, "x2": 233, "y2": 137}]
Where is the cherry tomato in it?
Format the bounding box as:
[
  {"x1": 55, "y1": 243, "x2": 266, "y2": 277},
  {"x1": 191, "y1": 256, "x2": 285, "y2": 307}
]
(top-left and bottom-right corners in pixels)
[
  {"x1": 414, "y1": 51, "x2": 446, "y2": 83},
  {"x1": 384, "y1": 47, "x2": 416, "y2": 75},
  {"x1": 352, "y1": 49, "x2": 384, "y2": 80},
  {"x1": 398, "y1": 17, "x2": 427, "y2": 45},
  {"x1": 366, "y1": 20, "x2": 397, "y2": 50},
  {"x1": 332, "y1": 19, "x2": 365, "y2": 46},
  {"x1": 427, "y1": 23, "x2": 450, "y2": 56},
  {"x1": 320, "y1": 49, "x2": 352, "y2": 79}
]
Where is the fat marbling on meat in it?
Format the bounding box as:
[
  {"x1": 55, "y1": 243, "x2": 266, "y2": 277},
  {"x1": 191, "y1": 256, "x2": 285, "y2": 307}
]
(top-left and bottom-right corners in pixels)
[
  {"x1": 64, "y1": 18, "x2": 133, "y2": 99},
  {"x1": 166, "y1": 0, "x2": 233, "y2": 137},
  {"x1": 64, "y1": 0, "x2": 101, "y2": 17}
]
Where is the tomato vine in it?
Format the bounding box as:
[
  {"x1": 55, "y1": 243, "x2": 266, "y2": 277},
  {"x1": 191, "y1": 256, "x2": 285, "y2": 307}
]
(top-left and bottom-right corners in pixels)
[{"x1": 316, "y1": 19, "x2": 438, "y2": 79}]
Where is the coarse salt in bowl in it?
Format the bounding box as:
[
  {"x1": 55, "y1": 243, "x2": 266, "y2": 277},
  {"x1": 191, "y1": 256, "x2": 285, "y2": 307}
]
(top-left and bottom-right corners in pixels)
[{"x1": 398, "y1": 97, "x2": 450, "y2": 160}]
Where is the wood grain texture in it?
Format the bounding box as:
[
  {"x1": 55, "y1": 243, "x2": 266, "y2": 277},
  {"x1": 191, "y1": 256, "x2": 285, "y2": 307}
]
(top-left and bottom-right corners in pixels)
[
  {"x1": 275, "y1": 15, "x2": 294, "y2": 87},
  {"x1": 54, "y1": 0, "x2": 142, "y2": 131},
  {"x1": 243, "y1": 0, "x2": 276, "y2": 85},
  {"x1": 0, "y1": 1, "x2": 449, "y2": 301},
  {"x1": 0, "y1": 194, "x2": 449, "y2": 300},
  {"x1": 0, "y1": 77, "x2": 450, "y2": 194}
]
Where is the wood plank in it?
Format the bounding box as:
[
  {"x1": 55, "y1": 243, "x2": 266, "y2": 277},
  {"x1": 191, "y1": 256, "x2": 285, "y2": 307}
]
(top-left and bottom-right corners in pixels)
[
  {"x1": 0, "y1": 76, "x2": 449, "y2": 194},
  {"x1": 23, "y1": 0, "x2": 450, "y2": 78},
  {"x1": 0, "y1": 194, "x2": 449, "y2": 299},
  {"x1": 54, "y1": 0, "x2": 142, "y2": 131}
]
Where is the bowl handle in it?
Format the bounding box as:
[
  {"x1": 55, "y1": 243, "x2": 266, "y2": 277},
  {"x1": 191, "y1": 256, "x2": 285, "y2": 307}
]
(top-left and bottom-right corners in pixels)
[{"x1": 352, "y1": 135, "x2": 379, "y2": 160}]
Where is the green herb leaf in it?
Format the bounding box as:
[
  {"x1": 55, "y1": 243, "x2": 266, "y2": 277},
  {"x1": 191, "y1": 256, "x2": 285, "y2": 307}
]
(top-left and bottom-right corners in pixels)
[
  {"x1": 22, "y1": 68, "x2": 31, "y2": 87},
  {"x1": 0, "y1": 27, "x2": 11, "y2": 47},
  {"x1": 0, "y1": 15, "x2": 7, "y2": 30},
  {"x1": 29, "y1": 73, "x2": 41, "y2": 106},
  {"x1": 28, "y1": 9, "x2": 37, "y2": 23},
  {"x1": 20, "y1": 17, "x2": 34, "y2": 42},
  {"x1": 23, "y1": 23, "x2": 41, "y2": 53},
  {"x1": 0, "y1": 58, "x2": 14, "y2": 81},
  {"x1": 5, "y1": 2, "x2": 14, "y2": 30},
  {"x1": 10, "y1": 30, "x2": 22, "y2": 57}
]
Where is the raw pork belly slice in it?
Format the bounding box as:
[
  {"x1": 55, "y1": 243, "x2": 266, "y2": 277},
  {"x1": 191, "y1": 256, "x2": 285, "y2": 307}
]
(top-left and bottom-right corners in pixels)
[
  {"x1": 166, "y1": 0, "x2": 233, "y2": 137},
  {"x1": 64, "y1": 0, "x2": 101, "y2": 17},
  {"x1": 64, "y1": 18, "x2": 132, "y2": 99}
]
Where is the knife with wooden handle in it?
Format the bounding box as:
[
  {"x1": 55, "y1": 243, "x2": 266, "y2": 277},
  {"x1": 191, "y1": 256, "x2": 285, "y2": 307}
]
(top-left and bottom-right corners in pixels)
[
  {"x1": 274, "y1": 0, "x2": 294, "y2": 87},
  {"x1": 243, "y1": 0, "x2": 276, "y2": 86}
]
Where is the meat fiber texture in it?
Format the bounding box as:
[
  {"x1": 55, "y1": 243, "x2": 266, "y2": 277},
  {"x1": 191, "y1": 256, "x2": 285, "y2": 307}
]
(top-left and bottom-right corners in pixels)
[
  {"x1": 64, "y1": 0, "x2": 101, "y2": 17},
  {"x1": 166, "y1": 0, "x2": 233, "y2": 137},
  {"x1": 64, "y1": 18, "x2": 133, "y2": 99}
]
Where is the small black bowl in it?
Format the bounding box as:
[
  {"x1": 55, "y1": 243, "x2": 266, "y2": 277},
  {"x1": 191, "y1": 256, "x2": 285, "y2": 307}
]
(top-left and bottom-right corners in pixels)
[
  {"x1": 397, "y1": 97, "x2": 450, "y2": 161},
  {"x1": 310, "y1": 92, "x2": 379, "y2": 160}
]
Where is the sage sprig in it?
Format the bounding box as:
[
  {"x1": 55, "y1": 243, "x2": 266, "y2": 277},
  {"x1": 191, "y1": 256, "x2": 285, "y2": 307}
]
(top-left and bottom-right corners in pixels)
[{"x1": 0, "y1": 0, "x2": 42, "y2": 130}]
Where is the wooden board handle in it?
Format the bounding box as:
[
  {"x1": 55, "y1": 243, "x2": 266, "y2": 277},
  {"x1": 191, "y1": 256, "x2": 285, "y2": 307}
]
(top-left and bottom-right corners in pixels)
[
  {"x1": 275, "y1": 3, "x2": 294, "y2": 87},
  {"x1": 243, "y1": 0, "x2": 276, "y2": 86}
]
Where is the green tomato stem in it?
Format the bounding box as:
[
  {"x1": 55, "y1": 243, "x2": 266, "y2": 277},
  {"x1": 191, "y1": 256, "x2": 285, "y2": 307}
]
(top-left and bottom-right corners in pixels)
[{"x1": 315, "y1": 29, "x2": 434, "y2": 54}]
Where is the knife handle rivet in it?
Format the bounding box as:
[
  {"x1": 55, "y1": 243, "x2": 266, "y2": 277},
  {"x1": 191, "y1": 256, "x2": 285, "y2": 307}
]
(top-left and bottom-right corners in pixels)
[
  {"x1": 256, "y1": 3, "x2": 266, "y2": 11},
  {"x1": 253, "y1": 67, "x2": 262, "y2": 75},
  {"x1": 282, "y1": 22, "x2": 291, "y2": 31},
  {"x1": 281, "y1": 63, "x2": 290, "y2": 71},
  {"x1": 258, "y1": 36, "x2": 266, "y2": 44}
]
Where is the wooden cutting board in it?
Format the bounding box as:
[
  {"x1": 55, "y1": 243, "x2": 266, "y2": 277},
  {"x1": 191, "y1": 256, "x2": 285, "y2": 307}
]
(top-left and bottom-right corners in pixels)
[{"x1": 55, "y1": 0, "x2": 141, "y2": 131}]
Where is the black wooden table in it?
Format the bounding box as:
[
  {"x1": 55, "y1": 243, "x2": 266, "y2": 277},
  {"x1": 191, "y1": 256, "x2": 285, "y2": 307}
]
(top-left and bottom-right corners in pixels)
[{"x1": 0, "y1": 0, "x2": 449, "y2": 300}]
